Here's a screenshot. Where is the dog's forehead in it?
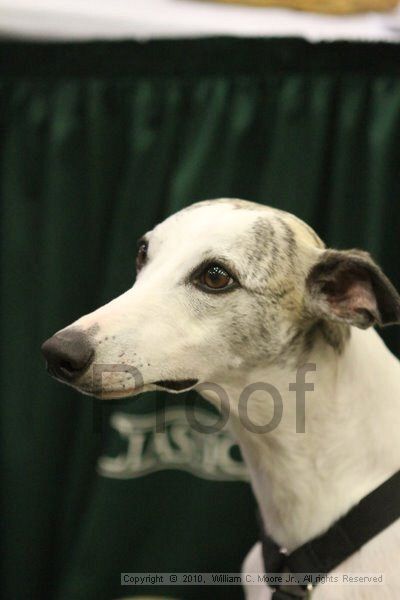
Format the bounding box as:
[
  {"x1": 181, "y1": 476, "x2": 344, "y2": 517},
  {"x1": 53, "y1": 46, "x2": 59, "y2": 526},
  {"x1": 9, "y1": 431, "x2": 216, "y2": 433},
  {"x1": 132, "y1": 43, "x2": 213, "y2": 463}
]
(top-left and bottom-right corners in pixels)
[
  {"x1": 149, "y1": 199, "x2": 323, "y2": 258},
  {"x1": 152, "y1": 201, "x2": 261, "y2": 247}
]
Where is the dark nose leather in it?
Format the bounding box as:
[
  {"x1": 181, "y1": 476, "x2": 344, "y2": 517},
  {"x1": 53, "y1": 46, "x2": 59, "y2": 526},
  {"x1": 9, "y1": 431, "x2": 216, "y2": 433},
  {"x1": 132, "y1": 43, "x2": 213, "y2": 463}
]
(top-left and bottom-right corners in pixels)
[{"x1": 41, "y1": 329, "x2": 94, "y2": 381}]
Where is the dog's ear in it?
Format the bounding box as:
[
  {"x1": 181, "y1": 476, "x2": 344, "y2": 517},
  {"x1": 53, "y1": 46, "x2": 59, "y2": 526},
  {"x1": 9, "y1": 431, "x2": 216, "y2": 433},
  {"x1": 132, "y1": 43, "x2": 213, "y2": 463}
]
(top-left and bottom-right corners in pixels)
[{"x1": 306, "y1": 249, "x2": 400, "y2": 329}]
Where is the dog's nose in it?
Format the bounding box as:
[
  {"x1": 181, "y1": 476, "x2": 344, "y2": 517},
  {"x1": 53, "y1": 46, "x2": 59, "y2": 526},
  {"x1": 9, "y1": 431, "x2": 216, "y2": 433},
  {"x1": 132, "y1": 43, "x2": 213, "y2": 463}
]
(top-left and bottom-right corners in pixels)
[{"x1": 41, "y1": 329, "x2": 94, "y2": 382}]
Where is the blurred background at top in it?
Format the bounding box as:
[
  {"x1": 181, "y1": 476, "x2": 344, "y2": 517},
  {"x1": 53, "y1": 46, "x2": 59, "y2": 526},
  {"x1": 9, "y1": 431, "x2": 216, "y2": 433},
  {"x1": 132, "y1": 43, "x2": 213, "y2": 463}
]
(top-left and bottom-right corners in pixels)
[{"x1": 2, "y1": 0, "x2": 400, "y2": 40}]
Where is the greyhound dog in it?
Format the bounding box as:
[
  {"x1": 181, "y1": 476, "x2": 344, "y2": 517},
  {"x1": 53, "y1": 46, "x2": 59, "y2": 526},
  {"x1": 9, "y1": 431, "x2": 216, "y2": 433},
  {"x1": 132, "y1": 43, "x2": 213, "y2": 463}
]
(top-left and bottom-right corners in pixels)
[{"x1": 42, "y1": 199, "x2": 400, "y2": 599}]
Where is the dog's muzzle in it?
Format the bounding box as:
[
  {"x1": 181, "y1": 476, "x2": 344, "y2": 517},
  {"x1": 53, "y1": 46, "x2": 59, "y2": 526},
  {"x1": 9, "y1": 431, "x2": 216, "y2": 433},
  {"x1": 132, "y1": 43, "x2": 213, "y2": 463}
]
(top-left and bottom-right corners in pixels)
[{"x1": 41, "y1": 329, "x2": 94, "y2": 382}]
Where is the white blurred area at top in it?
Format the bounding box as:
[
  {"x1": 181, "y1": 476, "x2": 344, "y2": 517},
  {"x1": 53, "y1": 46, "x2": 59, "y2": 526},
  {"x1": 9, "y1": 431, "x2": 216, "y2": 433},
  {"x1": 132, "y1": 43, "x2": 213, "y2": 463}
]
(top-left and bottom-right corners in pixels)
[{"x1": 1, "y1": 0, "x2": 400, "y2": 42}]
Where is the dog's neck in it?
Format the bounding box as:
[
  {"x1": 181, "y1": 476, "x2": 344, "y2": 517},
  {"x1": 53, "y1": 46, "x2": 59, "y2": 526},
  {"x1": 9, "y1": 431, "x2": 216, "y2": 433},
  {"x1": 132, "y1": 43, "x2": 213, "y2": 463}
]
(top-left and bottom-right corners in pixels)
[{"x1": 201, "y1": 326, "x2": 400, "y2": 552}]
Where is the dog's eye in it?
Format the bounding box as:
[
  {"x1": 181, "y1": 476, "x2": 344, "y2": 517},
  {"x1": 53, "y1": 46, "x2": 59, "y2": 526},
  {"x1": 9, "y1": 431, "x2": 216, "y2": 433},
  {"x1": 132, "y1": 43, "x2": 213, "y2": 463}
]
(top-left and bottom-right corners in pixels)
[
  {"x1": 196, "y1": 263, "x2": 236, "y2": 292},
  {"x1": 136, "y1": 241, "x2": 148, "y2": 272}
]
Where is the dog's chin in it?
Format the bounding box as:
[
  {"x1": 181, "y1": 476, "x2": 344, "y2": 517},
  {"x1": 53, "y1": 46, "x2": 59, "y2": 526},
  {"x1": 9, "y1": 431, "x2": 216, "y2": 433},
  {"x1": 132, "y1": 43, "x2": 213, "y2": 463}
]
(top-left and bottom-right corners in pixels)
[
  {"x1": 74, "y1": 383, "x2": 153, "y2": 399},
  {"x1": 72, "y1": 379, "x2": 199, "y2": 399}
]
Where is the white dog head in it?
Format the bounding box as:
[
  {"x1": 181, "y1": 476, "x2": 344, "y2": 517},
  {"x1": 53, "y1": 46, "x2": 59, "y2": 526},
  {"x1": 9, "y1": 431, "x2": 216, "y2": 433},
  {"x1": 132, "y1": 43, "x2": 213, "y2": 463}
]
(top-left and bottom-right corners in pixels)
[{"x1": 42, "y1": 199, "x2": 400, "y2": 399}]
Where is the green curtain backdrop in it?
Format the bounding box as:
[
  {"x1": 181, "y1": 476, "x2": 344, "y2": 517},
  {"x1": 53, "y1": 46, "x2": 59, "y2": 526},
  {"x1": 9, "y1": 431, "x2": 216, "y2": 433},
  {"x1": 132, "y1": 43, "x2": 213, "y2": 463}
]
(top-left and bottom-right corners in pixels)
[{"x1": 1, "y1": 38, "x2": 400, "y2": 600}]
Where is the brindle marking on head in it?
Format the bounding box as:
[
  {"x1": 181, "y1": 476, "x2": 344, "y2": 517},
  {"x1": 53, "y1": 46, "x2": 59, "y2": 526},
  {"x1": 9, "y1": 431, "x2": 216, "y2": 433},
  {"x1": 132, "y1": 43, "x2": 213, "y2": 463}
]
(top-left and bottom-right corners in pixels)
[
  {"x1": 183, "y1": 198, "x2": 348, "y2": 363},
  {"x1": 276, "y1": 216, "x2": 297, "y2": 266},
  {"x1": 276, "y1": 319, "x2": 350, "y2": 368},
  {"x1": 241, "y1": 212, "x2": 348, "y2": 361},
  {"x1": 243, "y1": 216, "x2": 299, "y2": 287},
  {"x1": 300, "y1": 320, "x2": 350, "y2": 358},
  {"x1": 318, "y1": 321, "x2": 351, "y2": 352}
]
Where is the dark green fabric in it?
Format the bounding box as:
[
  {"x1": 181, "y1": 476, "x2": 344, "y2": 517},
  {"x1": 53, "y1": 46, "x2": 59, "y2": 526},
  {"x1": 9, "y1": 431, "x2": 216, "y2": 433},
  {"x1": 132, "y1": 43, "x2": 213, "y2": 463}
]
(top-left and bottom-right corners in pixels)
[{"x1": 1, "y1": 38, "x2": 400, "y2": 600}]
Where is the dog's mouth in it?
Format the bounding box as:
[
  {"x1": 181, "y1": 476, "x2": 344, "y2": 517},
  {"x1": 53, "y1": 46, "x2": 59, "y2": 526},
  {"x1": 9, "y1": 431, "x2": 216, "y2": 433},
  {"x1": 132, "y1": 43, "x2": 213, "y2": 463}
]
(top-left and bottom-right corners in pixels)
[
  {"x1": 71, "y1": 378, "x2": 199, "y2": 399},
  {"x1": 154, "y1": 379, "x2": 199, "y2": 392}
]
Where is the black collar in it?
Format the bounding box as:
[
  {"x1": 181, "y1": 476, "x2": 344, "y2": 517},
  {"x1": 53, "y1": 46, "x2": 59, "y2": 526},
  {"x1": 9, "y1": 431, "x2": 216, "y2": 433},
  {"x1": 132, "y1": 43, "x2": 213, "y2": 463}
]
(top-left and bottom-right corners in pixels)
[{"x1": 258, "y1": 470, "x2": 400, "y2": 599}]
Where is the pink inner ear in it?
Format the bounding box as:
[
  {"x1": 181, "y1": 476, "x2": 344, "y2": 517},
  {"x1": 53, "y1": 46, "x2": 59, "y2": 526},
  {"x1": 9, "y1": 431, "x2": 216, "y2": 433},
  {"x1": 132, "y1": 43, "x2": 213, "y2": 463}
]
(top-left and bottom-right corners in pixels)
[{"x1": 328, "y1": 277, "x2": 379, "y2": 321}]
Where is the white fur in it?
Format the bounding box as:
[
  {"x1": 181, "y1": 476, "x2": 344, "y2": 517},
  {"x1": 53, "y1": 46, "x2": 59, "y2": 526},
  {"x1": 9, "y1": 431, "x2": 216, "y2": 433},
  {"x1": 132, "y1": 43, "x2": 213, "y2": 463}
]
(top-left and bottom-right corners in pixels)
[
  {"x1": 52, "y1": 199, "x2": 400, "y2": 598},
  {"x1": 229, "y1": 327, "x2": 400, "y2": 599}
]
